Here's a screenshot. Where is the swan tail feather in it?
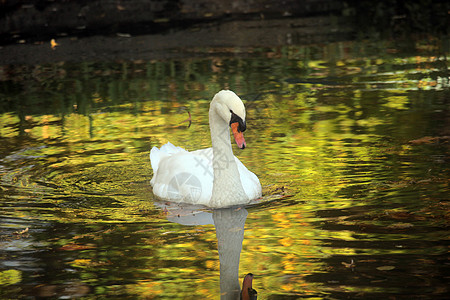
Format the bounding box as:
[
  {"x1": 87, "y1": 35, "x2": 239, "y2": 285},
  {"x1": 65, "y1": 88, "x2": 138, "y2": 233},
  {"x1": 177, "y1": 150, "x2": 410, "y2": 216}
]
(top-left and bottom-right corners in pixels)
[{"x1": 150, "y1": 142, "x2": 187, "y2": 184}]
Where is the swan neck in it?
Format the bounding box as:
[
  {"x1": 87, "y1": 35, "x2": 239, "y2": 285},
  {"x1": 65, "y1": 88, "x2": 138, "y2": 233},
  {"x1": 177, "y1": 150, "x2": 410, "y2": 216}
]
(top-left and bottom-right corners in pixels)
[
  {"x1": 209, "y1": 104, "x2": 248, "y2": 207},
  {"x1": 209, "y1": 108, "x2": 233, "y2": 160}
]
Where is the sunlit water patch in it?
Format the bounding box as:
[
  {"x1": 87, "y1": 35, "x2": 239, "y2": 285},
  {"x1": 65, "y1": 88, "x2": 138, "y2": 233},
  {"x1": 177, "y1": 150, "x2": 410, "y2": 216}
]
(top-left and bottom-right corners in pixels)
[{"x1": 0, "y1": 38, "x2": 449, "y2": 299}]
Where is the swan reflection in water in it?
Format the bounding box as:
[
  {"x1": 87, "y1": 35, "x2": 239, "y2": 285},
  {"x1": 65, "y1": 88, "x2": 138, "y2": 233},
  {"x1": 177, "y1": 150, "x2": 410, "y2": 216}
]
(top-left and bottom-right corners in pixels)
[{"x1": 160, "y1": 203, "x2": 257, "y2": 300}]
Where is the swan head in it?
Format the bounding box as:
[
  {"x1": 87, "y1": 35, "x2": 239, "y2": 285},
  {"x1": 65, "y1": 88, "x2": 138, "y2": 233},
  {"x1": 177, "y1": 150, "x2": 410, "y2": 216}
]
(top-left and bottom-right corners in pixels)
[{"x1": 211, "y1": 90, "x2": 247, "y2": 149}]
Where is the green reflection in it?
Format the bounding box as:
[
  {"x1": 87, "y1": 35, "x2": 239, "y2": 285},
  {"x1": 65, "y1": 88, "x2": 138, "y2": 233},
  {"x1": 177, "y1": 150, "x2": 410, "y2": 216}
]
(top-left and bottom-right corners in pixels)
[{"x1": 0, "y1": 38, "x2": 448, "y2": 298}]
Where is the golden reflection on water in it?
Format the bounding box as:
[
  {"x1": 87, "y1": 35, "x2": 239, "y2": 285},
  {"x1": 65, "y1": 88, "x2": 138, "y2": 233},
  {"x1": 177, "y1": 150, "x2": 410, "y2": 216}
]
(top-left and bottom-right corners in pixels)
[{"x1": 0, "y1": 39, "x2": 448, "y2": 298}]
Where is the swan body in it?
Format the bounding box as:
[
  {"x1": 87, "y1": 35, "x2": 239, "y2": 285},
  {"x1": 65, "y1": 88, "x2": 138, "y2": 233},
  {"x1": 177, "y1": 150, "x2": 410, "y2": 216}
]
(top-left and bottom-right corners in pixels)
[{"x1": 150, "y1": 90, "x2": 262, "y2": 208}]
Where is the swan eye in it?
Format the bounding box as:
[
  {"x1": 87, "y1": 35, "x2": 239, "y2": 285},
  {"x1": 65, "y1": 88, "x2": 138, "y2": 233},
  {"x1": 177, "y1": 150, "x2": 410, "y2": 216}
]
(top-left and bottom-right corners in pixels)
[{"x1": 229, "y1": 111, "x2": 246, "y2": 132}]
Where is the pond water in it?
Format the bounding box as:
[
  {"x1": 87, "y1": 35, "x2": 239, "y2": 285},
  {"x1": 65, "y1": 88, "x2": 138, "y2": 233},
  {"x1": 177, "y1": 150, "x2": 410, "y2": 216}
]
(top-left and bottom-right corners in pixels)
[{"x1": 0, "y1": 37, "x2": 449, "y2": 299}]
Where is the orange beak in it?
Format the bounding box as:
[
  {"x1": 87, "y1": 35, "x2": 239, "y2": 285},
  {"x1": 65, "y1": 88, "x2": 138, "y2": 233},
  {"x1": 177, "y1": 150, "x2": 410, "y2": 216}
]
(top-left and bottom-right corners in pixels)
[{"x1": 231, "y1": 122, "x2": 246, "y2": 149}]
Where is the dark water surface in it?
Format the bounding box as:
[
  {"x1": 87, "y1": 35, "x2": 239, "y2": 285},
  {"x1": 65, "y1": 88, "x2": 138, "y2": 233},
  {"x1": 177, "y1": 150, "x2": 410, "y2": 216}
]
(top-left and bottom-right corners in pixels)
[{"x1": 0, "y1": 37, "x2": 449, "y2": 299}]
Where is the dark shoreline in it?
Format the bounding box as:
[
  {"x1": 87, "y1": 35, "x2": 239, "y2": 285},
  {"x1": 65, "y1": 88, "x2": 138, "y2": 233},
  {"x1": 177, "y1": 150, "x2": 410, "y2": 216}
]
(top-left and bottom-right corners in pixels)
[
  {"x1": 0, "y1": 15, "x2": 355, "y2": 65},
  {"x1": 0, "y1": 0, "x2": 448, "y2": 65}
]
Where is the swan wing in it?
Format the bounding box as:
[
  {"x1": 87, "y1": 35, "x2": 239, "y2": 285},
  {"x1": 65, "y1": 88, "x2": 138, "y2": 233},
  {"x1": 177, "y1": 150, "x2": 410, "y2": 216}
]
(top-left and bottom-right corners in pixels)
[
  {"x1": 150, "y1": 144, "x2": 214, "y2": 205},
  {"x1": 235, "y1": 157, "x2": 262, "y2": 200},
  {"x1": 150, "y1": 141, "x2": 187, "y2": 174}
]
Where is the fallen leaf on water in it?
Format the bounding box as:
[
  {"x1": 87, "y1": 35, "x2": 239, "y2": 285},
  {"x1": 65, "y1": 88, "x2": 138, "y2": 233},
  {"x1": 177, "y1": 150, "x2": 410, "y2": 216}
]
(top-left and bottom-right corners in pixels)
[
  {"x1": 59, "y1": 243, "x2": 96, "y2": 251},
  {"x1": 50, "y1": 39, "x2": 59, "y2": 49},
  {"x1": 14, "y1": 227, "x2": 29, "y2": 235},
  {"x1": 377, "y1": 266, "x2": 395, "y2": 271}
]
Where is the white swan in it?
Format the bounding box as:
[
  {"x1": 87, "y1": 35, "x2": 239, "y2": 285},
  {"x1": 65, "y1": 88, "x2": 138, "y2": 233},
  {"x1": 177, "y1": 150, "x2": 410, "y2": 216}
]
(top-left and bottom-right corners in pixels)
[{"x1": 150, "y1": 90, "x2": 262, "y2": 208}]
